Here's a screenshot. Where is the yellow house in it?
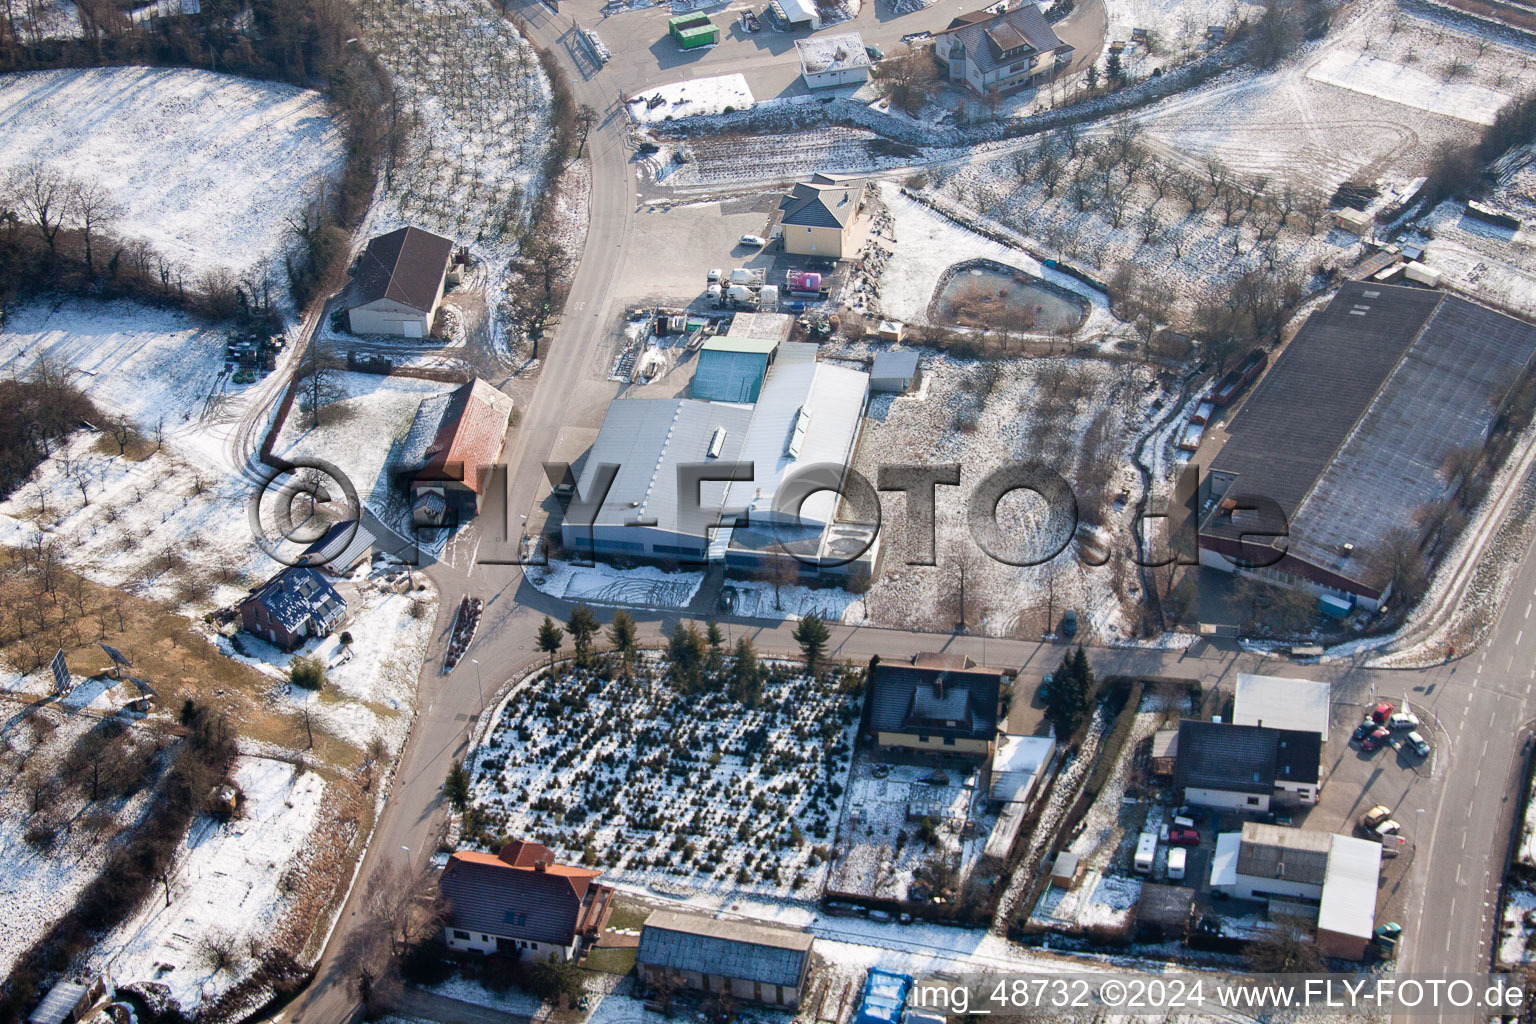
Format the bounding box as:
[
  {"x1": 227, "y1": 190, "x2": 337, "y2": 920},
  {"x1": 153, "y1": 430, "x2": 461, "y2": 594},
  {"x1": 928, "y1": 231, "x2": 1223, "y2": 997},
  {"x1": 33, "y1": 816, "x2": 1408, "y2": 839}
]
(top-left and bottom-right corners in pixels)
[
  {"x1": 777, "y1": 174, "x2": 866, "y2": 258},
  {"x1": 865, "y1": 652, "x2": 1007, "y2": 760}
]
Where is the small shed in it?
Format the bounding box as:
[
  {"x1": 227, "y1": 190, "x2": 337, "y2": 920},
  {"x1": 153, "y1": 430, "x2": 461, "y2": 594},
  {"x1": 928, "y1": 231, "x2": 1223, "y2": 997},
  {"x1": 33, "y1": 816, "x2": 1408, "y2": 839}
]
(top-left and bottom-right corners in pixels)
[
  {"x1": 1150, "y1": 727, "x2": 1179, "y2": 776},
  {"x1": 1135, "y1": 884, "x2": 1195, "y2": 940},
  {"x1": 1050, "y1": 851, "x2": 1079, "y2": 889},
  {"x1": 797, "y1": 32, "x2": 873, "y2": 89},
  {"x1": 875, "y1": 319, "x2": 904, "y2": 342},
  {"x1": 637, "y1": 910, "x2": 813, "y2": 1008},
  {"x1": 299, "y1": 520, "x2": 377, "y2": 576},
  {"x1": 28, "y1": 977, "x2": 108, "y2": 1024},
  {"x1": 1334, "y1": 207, "x2": 1374, "y2": 235},
  {"x1": 870, "y1": 350, "x2": 920, "y2": 394}
]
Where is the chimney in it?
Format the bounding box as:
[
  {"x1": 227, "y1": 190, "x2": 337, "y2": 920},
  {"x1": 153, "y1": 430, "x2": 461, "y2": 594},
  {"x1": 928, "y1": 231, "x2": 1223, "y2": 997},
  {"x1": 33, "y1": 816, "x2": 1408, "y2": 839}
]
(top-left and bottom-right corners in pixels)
[
  {"x1": 934, "y1": 674, "x2": 946, "y2": 699},
  {"x1": 535, "y1": 858, "x2": 549, "y2": 872}
]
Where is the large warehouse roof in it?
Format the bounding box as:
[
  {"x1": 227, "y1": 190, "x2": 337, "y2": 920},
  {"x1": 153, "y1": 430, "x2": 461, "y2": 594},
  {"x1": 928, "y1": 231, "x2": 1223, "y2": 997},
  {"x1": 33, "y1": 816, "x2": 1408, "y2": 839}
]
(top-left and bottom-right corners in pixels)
[
  {"x1": 573, "y1": 398, "x2": 754, "y2": 539},
  {"x1": 1204, "y1": 281, "x2": 1536, "y2": 593},
  {"x1": 724, "y1": 342, "x2": 869, "y2": 529}
]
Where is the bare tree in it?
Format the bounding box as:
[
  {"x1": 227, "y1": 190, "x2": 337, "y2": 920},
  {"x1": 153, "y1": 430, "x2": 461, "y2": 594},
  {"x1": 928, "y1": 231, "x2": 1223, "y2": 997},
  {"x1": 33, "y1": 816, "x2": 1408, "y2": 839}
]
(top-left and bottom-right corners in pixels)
[
  {"x1": 69, "y1": 177, "x2": 119, "y2": 273},
  {"x1": 5, "y1": 161, "x2": 70, "y2": 254}
]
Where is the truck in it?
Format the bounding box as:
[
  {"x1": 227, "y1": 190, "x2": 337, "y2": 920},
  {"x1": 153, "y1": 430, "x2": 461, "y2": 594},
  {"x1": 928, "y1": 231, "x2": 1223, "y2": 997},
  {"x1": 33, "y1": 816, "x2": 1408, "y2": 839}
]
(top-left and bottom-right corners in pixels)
[
  {"x1": 1210, "y1": 348, "x2": 1267, "y2": 406},
  {"x1": 725, "y1": 284, "x2": 757, "y2": 306},
  {"x1": 1133, "y1": 832, "x2": 1157, "y2": 874},
  {"x1": 729, "y1": 267, "x2": 766, "y2": 286}
]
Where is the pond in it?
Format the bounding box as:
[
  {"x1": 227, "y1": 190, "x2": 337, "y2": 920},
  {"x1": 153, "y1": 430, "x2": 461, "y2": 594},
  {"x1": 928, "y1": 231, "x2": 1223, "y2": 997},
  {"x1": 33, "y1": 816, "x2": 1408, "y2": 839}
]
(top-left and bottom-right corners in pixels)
[{"x1": 931, "y1": 262, "x2": 1087, "y2": 335}]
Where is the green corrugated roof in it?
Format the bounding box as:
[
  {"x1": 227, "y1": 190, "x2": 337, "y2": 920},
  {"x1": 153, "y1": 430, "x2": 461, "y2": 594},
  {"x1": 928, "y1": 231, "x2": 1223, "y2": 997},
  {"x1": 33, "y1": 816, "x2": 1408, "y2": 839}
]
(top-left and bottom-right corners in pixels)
[
  {"x1": 702, "y1": 335, "x2": 778, "y2": 354},
  {"x1": 668, "y1": 12, "x2": 710, "y2": 28},
  {"x1": 677, "y1": 24, "x2": 718, "y2": 42}
]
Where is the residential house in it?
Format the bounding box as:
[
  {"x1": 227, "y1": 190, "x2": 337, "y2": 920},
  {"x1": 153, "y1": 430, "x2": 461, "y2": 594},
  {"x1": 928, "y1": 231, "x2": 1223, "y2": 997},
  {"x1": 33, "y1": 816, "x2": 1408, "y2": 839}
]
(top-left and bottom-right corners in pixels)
[
  {"x1": 865, "y1": 653, "x2": 1006, "y2": 760},
  {"x1": 440, "y1": 839, "x2": 613, "y2": 960},
  {"x1": 238, "y1": 567, "x2": 347, "y2": 651},
  {"x1": 636, "y1": 910, "x2": 813, "y2": 1008},
  {"x1": 777, "y1": 173, "x2": 866, "y2": 258},
  {"x1": 405, "y1": 378, "x2": 515, "y2": 525},
  {"x1": 1174, "y1": 719, "x2": 1322, "y2": 812},
  {"x1": 935, "y1": 5, "x2": 1074, "y2": 95}
]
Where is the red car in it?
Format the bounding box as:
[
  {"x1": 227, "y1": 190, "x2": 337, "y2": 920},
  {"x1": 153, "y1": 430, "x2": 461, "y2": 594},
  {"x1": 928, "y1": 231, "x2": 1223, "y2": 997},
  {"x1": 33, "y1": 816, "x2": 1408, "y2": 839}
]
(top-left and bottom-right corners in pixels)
[
  {"x1": 1361, "y1": 727, "x2": 1392, "y2": 752},
  {"x1": 1167, "y1": 828, "x2": 1201, "y2": 846},
  {"x1": 1370, "y1": 701, "x2": 1395, "y2": 724}
]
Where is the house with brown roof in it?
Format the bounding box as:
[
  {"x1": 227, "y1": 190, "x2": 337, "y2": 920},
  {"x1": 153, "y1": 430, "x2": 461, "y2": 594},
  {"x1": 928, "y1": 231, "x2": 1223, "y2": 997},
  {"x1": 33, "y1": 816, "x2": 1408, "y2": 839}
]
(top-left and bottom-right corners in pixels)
[
  {"x1": 348, "y1": 226, "x2": 455, "y2": 338},
  {"x1": 404, "y1": 378, "x2": 515, "y2": 525},
  {"x1": 864, "y1": 652, "x2": 1007, "y2": 761},
  {"x1": 935, "y1": 5, "x2": 1073, "y2": 95},
  {"x1": 440, "y1": 839, "x2": 614, "y2": 960}
]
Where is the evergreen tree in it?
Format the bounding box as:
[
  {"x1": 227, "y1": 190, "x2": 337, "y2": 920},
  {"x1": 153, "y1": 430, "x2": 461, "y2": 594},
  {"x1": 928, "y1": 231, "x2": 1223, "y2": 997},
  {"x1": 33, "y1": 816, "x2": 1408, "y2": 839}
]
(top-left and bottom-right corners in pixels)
[
  {"x1": 607, "y1": 609, "x2": 638, "y2": 680},
  {"x1": 1045, "y1": 646, "x2": 1095, "y2": 738},
  {"x1": 1106, "y1": 51, "x2": 1125, "y2": 86},
  {"x1": 730, "y1": 636, "x2": 763, "y2": 707},
  {"x1": 1085, "y1": 63, "x2": 1099, "y2": 91},
  {"x1": 443, "y1": 758, "x2": 470, "y2": 811},
  {"x1": 567, "y1": 605, "x2": 599, "y2": 665},
  {"x1": 793, "y1": 615, "x2": 831, "y2": 674},
  {"x1": 668, "y1": 621, "x2": 707, "y2": 691},
  {"x1": 536, "y1": 616, "x2": 564, "y2": 672}
]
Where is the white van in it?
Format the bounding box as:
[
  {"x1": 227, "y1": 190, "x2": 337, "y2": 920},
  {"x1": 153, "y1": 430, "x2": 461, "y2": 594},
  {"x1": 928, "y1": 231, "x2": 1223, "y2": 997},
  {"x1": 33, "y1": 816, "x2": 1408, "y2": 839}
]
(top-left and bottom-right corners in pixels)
[
  {"x1": 1167, "y1": 847, "x2": 1187, "y2": 881},
  {"x1": 1134, "y1": 833, "x2": 1158, "y2": 874}
]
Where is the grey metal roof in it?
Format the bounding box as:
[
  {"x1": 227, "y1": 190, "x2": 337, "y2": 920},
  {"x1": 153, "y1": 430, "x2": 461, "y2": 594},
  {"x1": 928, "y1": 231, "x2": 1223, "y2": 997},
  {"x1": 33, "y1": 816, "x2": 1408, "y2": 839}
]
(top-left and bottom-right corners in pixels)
[
  {"x1": 871, "y1": 350, "x2": 919, "y2": 381},
  {"x1": 573, "y1": 399, "x2": 754, "y2": 539},
  {"x1": 693, "y1": 348, "x2": 770, "y2": 403},
  {"x1": 638, "y1": 910, "x2": 812, "y2": 988},
  {"x1": 1205, "y1": 282, "x2": 1536, "y2": 590},
  {"x1": 1175, "y1": 721, "x2": 1320, "y2": 794},
  {"x1": 299, "y1": 520, "x2": 376, "y2": 575},
  {"x1": 1236, "y1": 822, "x2": 1332, "y2": 886},
  {"x1": 868, "y1": 660, "x2": 1002, "y2": 740},
  {"x1": 27, "y1": 982, "x2": 90, "y2": 1024}
]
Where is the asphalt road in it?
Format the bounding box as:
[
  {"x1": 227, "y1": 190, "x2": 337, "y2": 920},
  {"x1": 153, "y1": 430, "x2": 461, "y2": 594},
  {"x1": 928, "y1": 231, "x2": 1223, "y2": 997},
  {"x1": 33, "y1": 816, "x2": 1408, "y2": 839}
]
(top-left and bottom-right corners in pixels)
[{"x1": 271, "y1": 2, "x2": 1524, "y2": 1020}]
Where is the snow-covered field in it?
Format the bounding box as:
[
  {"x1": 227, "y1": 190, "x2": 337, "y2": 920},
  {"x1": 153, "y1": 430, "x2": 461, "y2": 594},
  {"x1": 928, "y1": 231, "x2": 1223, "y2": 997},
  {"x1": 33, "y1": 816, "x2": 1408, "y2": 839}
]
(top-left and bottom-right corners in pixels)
[
  {"x1": 1306, "y1": 50, "x2": 1513, "y2": 126},
  {"x1": 465, "y1": 657, "x2": 860, "y2": 898},
  {"x1": 0, "y1": 711, "x2": 159, "y2": 978},
  {"x1": 90, "y1": 758, "x2": 326, "y2": 1015},
  {"x1": 0, "y1": 68, "x2": 342, "y2": 279},
  {"x1": 526, "y1": 558, "x2": 704, "y2": 608},
  {"x1": 272, "y1": 371, "x2": 457, "y2": 518},
  {"x1": 1103, "y1": 0, "x2": 1259, "y2": 61},
  {"x1": 627, "y1": 74, "x2": 755, "y2": 124},
  {"x1": 354, "y1": 0, "x2": 555, "y2": 356},
  {"x1": 849, "y1": 352, "x2": 1170, "y2": 640},
  {"x1": 0, "y1": 300, "x2": 235, "y2": 440}
]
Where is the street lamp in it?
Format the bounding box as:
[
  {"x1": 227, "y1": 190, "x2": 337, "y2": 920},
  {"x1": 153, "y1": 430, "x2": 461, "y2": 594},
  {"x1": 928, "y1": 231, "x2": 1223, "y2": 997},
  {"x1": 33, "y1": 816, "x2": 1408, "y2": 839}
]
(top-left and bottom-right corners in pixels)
[{"x1": 471, "y1": 658, "x2": 485, "y2": 707}]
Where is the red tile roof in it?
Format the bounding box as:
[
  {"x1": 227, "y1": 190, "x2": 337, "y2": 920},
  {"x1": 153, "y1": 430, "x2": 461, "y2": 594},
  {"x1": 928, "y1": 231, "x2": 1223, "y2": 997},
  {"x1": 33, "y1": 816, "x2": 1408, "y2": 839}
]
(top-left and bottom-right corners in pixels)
[{"x1": 416, "y1": 379, "x2": 514, "y2": 494}]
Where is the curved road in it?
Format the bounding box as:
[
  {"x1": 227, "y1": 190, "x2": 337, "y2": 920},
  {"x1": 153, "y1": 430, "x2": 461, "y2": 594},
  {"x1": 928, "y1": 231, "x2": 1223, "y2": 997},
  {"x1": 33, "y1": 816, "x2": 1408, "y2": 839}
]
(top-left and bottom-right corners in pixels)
[{"x1": 272, "y1": 3, "x2": 1526, "y2": 1020}]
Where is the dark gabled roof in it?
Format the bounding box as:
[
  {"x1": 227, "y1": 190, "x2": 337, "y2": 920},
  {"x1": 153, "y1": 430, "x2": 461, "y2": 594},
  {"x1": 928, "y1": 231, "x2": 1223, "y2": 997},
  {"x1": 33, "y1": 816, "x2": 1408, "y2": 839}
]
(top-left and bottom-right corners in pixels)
[
  {"x1": 942, "y1": 4, "x2": 1064, "y2": 74},
  {"x1": 440, "y1": 846, "x2": 604, "y2": 946},
  {"x1": 243, "y1": 567, "x2": 346, "y2": 634},
  {"x1": 1203, "y1": 281, "x2": 1536, "y2": 591},
  {"x1": 298, "y1": 520, "x2": 376, "y2": 574},
  {"x1": 1235, "y1": 822, "x2": 1331, "y2": 886},
  {"x1": 1175, "y1": 720, "x2": 1320, "y2": 795},
  {"x1": 868, "y1": 657, "x2": 1003, "y2": 740},
  {"x1": 354, "y1": 226, "x2": 454, "y2": 313},
  {"x1": 779, "y1": 175, "x2": 866, "y2": 229},
  {"x1": 638, "y1": 910, "x2": 812, "y2": 988}
]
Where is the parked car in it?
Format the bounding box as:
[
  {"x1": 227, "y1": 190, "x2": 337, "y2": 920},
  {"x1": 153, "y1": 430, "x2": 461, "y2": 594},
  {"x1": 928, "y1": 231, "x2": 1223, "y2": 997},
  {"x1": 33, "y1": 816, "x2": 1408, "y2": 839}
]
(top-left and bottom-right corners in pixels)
[
  {"x1": 1352, "y1": 719, "x2": 1376, "y2": 743},
  {"x1": 1174, "y1": 806, "x2": 1204, "y2": 824},
  {"x1": 1388, "y1": 711, "x2": 1420, "y2": 730},
  {"x1": 1406, "y1": 730, "x2": 1431, "y2": 756},
  {"x1": 1374, "y1": 819, "x2": 1402, "y2": 837},
  {"x1": 739, "y1": 234, "x2": 767, "y2": 247},
  {"x1": 1166, "y1": 828, "x2": 1201, "y2": 846},
  {"x1": 1061, "y1": 609, "x2": 1078, "y2": 638},
  {"x1": 1370, "y1": 701, "x2": 1395, "y2": 724},
  {"x1": 1359, "y1": 804, "x2": 1392, "y2": 830},
  {"x1": 864, "y1": 43, "x2": 884, "y2": 60},
  {"x1": 1039, "y1": 672, "x2": 1053, "y2": 701},
  {"x1": 1361, "y1": 727, "x2": 1392, "y2": 752}
]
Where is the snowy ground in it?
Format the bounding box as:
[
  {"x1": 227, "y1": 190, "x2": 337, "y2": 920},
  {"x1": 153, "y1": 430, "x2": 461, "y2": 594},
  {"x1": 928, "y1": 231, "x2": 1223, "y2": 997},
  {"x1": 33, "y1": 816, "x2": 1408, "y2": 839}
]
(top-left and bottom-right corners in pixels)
[
  {"x1": 89, "y1": 757, "x2": 326, "y2": 1015},
  {"x1": 827, "y1": 755, "x2": 993, "y2": 902},
  {"x1": 0, "y1": 68, "x2": 342, "y2": 279},
  {"x1": 1500, "y1": 883, "x2": 1536, "y2": 967},
  {"x1": 1102, "y1": 0, "x2": 1260, "y2": 62},
  {"x1": 526, "y1": 558, "x2": 704, "y2": 608},
  {"x1": 272, "y1": 371, "x2": 458, "y2": 518},
  {"x1": 354, "y1": 0, "x2": 554, "y2": 357},
  {"x1": 627, "y1": 74, "x2": 755, "y2": 124},
  {"x1": 213, "y1": 570, "x2": 434, "y2": 753},
  {"x1": 722, "y1": 578, "x2": 869, "y2": 624},
  {"x1": 848, "y1": 352, "x2": 1170, "y2": 640},
  {"x1": 465, "y1": 656, "x2": 860, "y2": 899},
  {"x1": 0, "y1": 710, "x2": 159, "y2": 978}
]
